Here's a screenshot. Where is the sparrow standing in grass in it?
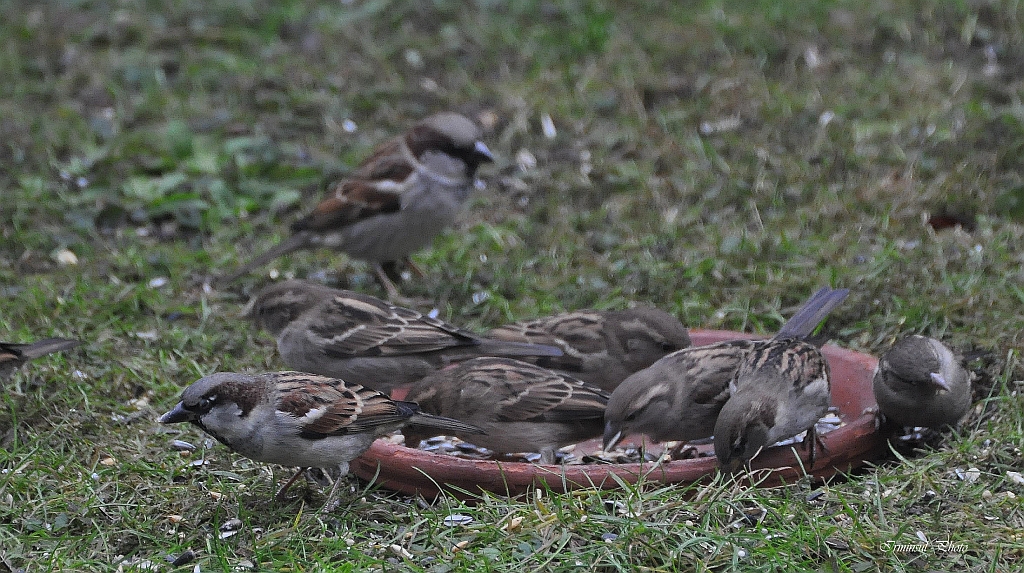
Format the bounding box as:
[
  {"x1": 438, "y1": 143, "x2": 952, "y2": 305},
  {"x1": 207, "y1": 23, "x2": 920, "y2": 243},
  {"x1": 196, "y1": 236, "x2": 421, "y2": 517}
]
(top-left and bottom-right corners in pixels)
[
  {"x1": 603, "y1": 287, "x2": 848, "y2": 456},
  {"x1": 485, "y1": 308, "x2": 691, "y2": 392},
  {"x1": 159, "y1": 371, "x2": 484, "y2": 500},
  {"x1": 243, "y1": 280, "x2": 563, "y2": 393},
  {"x1": 1, "y1": 338, "x2": 82, "y2": 380},
  {"x1": 872, "y1": 335, "x2": 971, "y2": 428},
  {"x1": 402, "y1": 357, "x2": 610, "y2": 464},
  {"x1": 219, "y1": 112, "x2": 494, "y2": 298}
]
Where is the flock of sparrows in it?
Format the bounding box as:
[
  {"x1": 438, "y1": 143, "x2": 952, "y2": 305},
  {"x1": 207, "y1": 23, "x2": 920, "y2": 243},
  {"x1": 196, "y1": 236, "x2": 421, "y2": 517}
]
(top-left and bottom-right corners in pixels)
[{"x1": 4, "y1": 111, "x2": 974, "y2": 502}]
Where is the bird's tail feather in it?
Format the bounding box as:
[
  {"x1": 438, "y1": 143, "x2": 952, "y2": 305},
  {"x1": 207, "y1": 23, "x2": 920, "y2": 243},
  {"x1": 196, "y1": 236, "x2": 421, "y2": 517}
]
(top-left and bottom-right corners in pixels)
[
  {"x1": 14, "y1": 338, "x2": 83, "y2": 360},
  {"x1": 216, "y1": 232, "x2": 312, "y2": 285},
  {"x1": 473, "y1": 339, "x2": 564, "y2": 358},
  {"x1": 776, "y1": 287, "x2": 850, "y2": 339},
  {"x1": 400, "y1": 405, "x2": 485, "y2": 435}
]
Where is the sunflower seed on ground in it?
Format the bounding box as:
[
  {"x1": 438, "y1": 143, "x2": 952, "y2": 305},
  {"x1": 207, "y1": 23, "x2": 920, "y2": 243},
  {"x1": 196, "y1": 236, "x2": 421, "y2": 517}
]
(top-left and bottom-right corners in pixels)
[
  {"x1": 219, "y1": 518, "x2": 242, "y2": 539},
  {"x1": 171, "y1": 440, "x2": 196, "y2": 452},
  {"x1": 167, "y1": 550, "x2": 196, "y2": 566},
  {"x1": 443, "y1": 514, "x2": 474, "y2": 527}
]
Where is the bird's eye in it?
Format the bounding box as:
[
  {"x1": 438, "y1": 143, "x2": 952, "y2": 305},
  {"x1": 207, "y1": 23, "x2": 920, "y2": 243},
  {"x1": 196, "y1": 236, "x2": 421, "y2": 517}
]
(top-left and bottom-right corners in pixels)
[
  {"x1": 660, "y1": 342, "x2": 676, "y2": 352},
  {"x1": 198, "y1": 394, "x2": 217, "y2": 411},
  {"x1": 624, "y1": 411, "x2": 638, "y2": 422}
]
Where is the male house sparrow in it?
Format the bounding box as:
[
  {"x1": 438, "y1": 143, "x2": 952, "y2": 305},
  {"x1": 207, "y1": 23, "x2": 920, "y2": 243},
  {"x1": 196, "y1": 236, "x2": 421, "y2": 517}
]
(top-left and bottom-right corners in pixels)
[
  {"x1": 713, "y1": 338, "x2": 831, "y2": 472},
  {"x1": 402, "y1": 357, "x2": 610, "y2": 464},
  {"x1": 603, "y1": 287, "x2": 849, "y2": 454},
  {"x1": 219, "y1": 112, "x2": 494, "y2": 297},
  {"x1": 484, "y1": 308, "x2": 691, "y2": 392},
  {"x1": 872, "y1": 335, "x2": 971, "y2": 428},
  {"x1": 159, "y1": 371, "x2": 484, "y2": 500},
  {"x1": 1, "y1": 338, "x2": 82, "y2": 380},
  {"x1": 243, "y1": 280, "x2": 563, "y2": 393}
]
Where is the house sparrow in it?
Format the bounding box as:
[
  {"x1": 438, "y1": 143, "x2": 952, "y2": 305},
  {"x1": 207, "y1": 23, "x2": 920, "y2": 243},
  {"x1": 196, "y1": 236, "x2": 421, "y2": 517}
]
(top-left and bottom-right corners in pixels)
[
  {"x1": 603, "y1": 287, "x2": 849, "y2": 453},
  {"x1": 218, "y1": 112, "x2": 494, "y2": 297},
  {"x1": 1, "y1": 338, "x2": 82, "y2": 380},
  {"x1": 872, "y1": 335, "x2": 971, "y2": 428},
  {"x1": 713, "y1": 338, "x2": 831, "y2": 472},
  {"x1": 402, "y1": 357, "x2": 610, "y2": 464},
  {"x1": 159, "y1": 371, "x2": 484, "y2": 500},
  {"x1": 243, "y1": 280, "x2": 563, "y2": 393},
  {"x1": 484, "y1": 307, "x2": 691, "y2": 392}
]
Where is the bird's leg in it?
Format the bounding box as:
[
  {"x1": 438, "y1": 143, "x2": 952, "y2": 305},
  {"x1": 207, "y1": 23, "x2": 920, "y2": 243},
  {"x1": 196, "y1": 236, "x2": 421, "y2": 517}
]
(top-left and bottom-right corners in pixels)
[
  {"x1": 319, "y1": 462, "x2": 350, "y2": 512},
  {"x1": 801, "y1": 427, "x2": 829, "y2": 466},
  {"x1": 373, "y1": 263, "x2": 405, "y2": 302},
  {"x1": 667, "y1": 437, "x2": 713, "y2": 460},
  {"x1": 665, "y1": 441, "x2": 697, "y2": 461},
  {"x1": 403, "y1": 256, "x2": 425, "y2": 278},
  {"x1": 275, "y1": 467, "x2": 308, "y2": 501},
  {"x1": 539, "y1": 448, "x2": 557, "y2": 465},
  {"x1": 862, "y1": 404, "x2": 887, "y2": 431}
]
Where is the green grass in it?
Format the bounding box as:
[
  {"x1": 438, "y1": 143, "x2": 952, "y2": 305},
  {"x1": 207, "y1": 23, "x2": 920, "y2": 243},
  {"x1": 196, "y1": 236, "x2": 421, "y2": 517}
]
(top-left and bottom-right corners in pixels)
[{"x1": 2, "y1": 0, "x2": 1024, "y2": 570}]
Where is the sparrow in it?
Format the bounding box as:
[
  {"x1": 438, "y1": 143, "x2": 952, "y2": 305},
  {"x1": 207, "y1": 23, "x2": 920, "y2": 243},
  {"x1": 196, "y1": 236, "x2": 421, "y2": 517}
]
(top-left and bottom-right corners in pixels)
[
  {"x1": 243, "y1": 280, "x2": 563, "y2": 393},
  {"x1": 402, "y1": 357, "x2": 610, "y2": 464},
  {"x1": 1, "y1": 338, "x2": 82, "y2": 380},
  {"x1": 713, "y1": 338, "x2": 831, "y2": 472},
  {"x1": 603, "y1": 287, "x2": 849, "y2": 453},
  {"x1": 484, "y1": 307, "x2": 692, "y2": 392},
  {"x1": 872, "y1": 335, "x2": 971, "y2": 428},
  {"x1": 218, "y1": 112, "x2": 495, "y2": 298},
  {"x1": 159, "y1": 371, "x2": 484, "y2": 500}
]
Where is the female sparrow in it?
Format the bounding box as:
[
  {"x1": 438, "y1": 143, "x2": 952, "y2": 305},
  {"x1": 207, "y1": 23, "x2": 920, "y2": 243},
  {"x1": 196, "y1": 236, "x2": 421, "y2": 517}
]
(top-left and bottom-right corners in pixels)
[
  {"x1": 243, "y1": 280, "x2": 563, "y2": 393},
  {"x1": 1, "y1": 338, "x2": 82, "y2": 380},
  {"x1": 484, "y1": 307, "x2": 691, "y2": 392},
  {"x1": 402, "y1": 357, "x2": 610, "y2": 464},
  {"x1": 603, "y1": 287, "x2": 848, "y2": 453},
  {"x1": 872, "y1": 335, "x2": 971, "y2": 428},
  {"x1": 219, "y1": 112, "x2": 494, "y2": 298},
  {"x1": 713, "y1": 338, "x2": 831, "y2": 472},
  {"x1": 159, "y1": 371, "x2": 484, "y2": 500}
]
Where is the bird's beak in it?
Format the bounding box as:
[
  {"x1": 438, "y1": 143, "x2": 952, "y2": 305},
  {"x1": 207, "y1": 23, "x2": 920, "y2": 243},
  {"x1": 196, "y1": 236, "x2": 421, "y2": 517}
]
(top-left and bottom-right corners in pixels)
[
  {"x1": 602, "y1": 422, "x2": 623, "y2": 452},
  {"x1": 159, "y1": 402, "x2": 195, "y2": 424},
  {"x1": 929, "y1": 372, "x2": 951, "y2": 392},
  {"x1": 474, "y1": 141, "x2": 494, "y2": 162}
]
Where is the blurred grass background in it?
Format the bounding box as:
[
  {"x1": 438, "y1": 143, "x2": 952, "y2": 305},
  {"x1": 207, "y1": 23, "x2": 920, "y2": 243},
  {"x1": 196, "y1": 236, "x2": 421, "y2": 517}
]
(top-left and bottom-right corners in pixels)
[{"x1": 1, "y1": 0, "x2": 1022, "y2": 570}]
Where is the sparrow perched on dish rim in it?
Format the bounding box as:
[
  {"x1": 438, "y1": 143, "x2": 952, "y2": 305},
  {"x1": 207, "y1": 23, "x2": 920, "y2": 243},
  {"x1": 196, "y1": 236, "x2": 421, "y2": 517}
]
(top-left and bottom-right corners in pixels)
[
  {"x1": 603, "y1": 287, "x2": 849, "y2": 462},
  {"x1": 402, "y1": 357, "x2": 610, "y2": 464},
  {"x1": 485, "y1": 307, "x2": 691, "y2": 392}
]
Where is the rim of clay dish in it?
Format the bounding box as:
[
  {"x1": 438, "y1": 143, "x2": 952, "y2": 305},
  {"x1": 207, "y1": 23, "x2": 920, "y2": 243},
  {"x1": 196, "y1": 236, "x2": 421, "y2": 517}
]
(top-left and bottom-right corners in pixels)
[{"x1": 350, "y1": 329, "x2": 887, "y2": 498}]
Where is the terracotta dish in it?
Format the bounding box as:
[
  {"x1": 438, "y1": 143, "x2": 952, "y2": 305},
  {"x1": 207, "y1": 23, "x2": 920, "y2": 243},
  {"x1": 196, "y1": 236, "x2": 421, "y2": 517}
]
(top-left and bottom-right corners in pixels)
[{"x1": 350, "y1": 330, "x2": 886, "y2": 497}]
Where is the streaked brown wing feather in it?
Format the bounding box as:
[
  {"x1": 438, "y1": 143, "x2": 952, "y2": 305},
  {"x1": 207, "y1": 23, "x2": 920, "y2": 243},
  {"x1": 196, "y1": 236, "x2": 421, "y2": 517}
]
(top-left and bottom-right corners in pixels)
[
  {"x1": 291, "y1": 180, "x2": 402, "y2": 232},
  {"x1": 484, "y1": 361, "x2": 607, "y2": 422},
  {"x1": 275, "y1": 374, "x2": 406, "y2": 437},
  {"x1": 312, "y1": 294, "x2": 478, "y2": 357}
]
